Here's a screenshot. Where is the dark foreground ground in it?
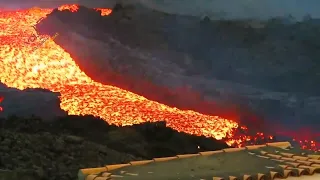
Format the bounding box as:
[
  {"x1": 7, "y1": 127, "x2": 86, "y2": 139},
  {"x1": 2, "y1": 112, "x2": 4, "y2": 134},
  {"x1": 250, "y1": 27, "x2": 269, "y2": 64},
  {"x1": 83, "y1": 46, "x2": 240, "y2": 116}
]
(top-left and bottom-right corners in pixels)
[{"x1": 0, "y1": 115, "x2": 228, "y2": 180}]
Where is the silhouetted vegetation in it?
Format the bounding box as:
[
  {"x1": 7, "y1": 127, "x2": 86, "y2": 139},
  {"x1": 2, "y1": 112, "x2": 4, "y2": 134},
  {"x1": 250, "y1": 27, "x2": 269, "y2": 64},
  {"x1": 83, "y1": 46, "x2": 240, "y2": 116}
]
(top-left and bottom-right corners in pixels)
[{"x1": 0, "y1": 115, "x2": 228, "y2": 180}]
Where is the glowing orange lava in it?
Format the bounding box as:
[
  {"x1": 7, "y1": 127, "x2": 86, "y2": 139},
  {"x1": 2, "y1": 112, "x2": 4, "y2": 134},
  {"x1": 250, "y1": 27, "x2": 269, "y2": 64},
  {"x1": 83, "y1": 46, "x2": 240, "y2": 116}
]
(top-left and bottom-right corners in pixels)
[
  {"x1": 0, "y1": 4, "x2": 317, "y2": 150},
  {"x1": 58, "y1": 4, "x2": 79, "y2": 12},
  {"x1": 58, "y1": 4, "x2": 112, "y2": 15},
  {"x1": 0, "y1": 4, "x2": 241, "y2": 145}
]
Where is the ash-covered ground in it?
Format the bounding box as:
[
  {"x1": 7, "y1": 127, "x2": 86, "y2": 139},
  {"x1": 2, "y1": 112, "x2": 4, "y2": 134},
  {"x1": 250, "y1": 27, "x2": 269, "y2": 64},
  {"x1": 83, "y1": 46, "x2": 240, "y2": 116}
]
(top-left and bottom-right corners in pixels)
[{"x1": 35, "y1": 3, "x2": 320, "y2": 144}]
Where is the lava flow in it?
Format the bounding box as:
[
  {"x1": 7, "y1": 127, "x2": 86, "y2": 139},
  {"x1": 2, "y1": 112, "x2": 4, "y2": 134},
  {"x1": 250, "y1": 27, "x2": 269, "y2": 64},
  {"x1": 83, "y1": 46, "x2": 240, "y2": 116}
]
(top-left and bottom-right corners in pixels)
[{"x1": 0, "y1": 4, "x2": 317, "y2": 150}]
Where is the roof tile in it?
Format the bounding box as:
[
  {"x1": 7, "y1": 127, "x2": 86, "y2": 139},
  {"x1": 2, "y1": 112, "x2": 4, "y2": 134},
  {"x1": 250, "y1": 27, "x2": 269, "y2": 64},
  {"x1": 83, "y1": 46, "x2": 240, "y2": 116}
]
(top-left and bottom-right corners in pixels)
[
  {"x1": 309, "y1": 159, "x2": 320, "y2": 163},
  {"x1": 296, "y1": 160, "x2": 314, "y2": 166},
  {"x1": 297, "y1": 166, "x2": 319, "y2": 174},
  {"x1": 129, "y1": 160, "x2": 154, "y2": 166},
  {"x1": 266, "y1": 153, "x2": 282, "y2": 159},
  {"x1": 80, "y1": 167, "x2": 107, "y2": 175},
  {"x1": 101, "y1": 172, "x2": 111, "y2": 177},
  {"x1": 285, "y1": 162, "x2": 301, "y2": 167},
  {"x1": 223, "y1": 147, "x2": 246, "y2": 152},
  {"x1": 152, "y1": 156, "x2": 177, "y2": 162},
  {"x1": 258, "y1": 173, "x2": 266, "y2": 179},
  {"x1": 270, "y1": 171, "x2": 280, "y2": 179},
  {"x1": 176, "y1": 153, "x2": 200, "y2": 158},
  {"x1": 266, "y1": 142, "x2": 291, "y2": 148},
  {"x1": 292, "y1": 155, "x2": 309, "y2": 160},
  {"x1": 243, "y1": 174, "x2": 252, "y2": 180},
  {"x1": 85, "y1": 174, "x2": 98, "y2": 180},
  {"x1": 229, "y1": 175, "x2": 238, "y2": 180},
  {"x1": 246, "y1": 144, "x2": 266, "y2": 150},
  {"x1": 308, "y1": 155, "x2": 320, "y2": 160},
  {"x1": 110, "y1": 174, "x2": 124, "y2": 178},
  {"x1": 78, "y1": 141, "x2": 320, "y2": 180},
  {"x1": 93, "y1": 177, "x2": 109, "y2": 180},
  {"x1": 212, "y1": 177, "x2": 223, "y2": 180},
  {"x1": 282, "y1": 157, "x2": 297, "y2": 162},
  {"x1": 105, "y1": 164, "x2": 130, "y2": 171},
  {"x1": 199, "y1": 150, "x2": 224, "y2": 156},
  {"x1": 277, "y1": 169, "x2": 293, "y2": 178},
  {"x1": 282, "y1": 153, "x2": 295, "y2": 158}
]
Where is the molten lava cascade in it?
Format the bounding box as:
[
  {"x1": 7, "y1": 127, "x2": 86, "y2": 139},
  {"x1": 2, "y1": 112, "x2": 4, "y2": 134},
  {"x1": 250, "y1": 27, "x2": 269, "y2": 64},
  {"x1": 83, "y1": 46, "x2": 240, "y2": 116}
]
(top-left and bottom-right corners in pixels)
[{"x1": 0, "y1": 4, "x2": 317, "y2": 150}]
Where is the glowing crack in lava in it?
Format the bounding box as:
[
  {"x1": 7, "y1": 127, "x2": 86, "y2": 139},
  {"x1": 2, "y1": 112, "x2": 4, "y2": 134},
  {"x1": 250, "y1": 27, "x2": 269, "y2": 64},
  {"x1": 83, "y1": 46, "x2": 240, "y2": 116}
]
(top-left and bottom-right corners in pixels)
[
  {"x1": 0, "y1": 96, "x2": 3, "y2": 112},
  {"x1": 0, "y1": 4, "x2": 317, "y2": 149}
]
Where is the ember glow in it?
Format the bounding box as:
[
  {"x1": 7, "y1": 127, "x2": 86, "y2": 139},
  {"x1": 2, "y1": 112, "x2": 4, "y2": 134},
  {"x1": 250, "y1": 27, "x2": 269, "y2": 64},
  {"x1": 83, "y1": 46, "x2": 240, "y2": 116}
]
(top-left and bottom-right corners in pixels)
[
  {"x1": 58, "y1": 4, "x2": 112, "y2": 15},
  {"x1": 0, "y1": 96, "x2": 3, "y2": 112},
  {"x1": 0, "y1": 4, "x2": 317, "y2": 150}
]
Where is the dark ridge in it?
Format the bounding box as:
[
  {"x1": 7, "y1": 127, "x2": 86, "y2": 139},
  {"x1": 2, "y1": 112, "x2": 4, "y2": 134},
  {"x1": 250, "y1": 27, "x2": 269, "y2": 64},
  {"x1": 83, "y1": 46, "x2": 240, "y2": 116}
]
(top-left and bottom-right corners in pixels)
[{"x1": 36, "y1": 4, "x2": 320, "y2": 96}]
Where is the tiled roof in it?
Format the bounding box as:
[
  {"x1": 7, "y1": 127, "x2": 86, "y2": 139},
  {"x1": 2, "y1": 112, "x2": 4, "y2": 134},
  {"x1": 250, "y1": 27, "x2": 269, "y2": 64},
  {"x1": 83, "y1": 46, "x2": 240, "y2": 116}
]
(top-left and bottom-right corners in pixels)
[{"x1": 78, "y1": 142, "x2": 320, "y2": 180}]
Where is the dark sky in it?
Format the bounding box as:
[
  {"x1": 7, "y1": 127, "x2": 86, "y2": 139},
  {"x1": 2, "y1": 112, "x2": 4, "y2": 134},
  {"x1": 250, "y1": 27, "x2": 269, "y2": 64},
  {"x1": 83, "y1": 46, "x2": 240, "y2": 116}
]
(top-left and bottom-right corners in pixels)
[
  {"x1": 138, "y1": 0, "x2": 320, "y2": 20},
  {"x1": 2, "y1": 0, "x2": 320, "y2": 20},
  {"x1": 0, "y1": 0, "x2": 118, "y2": 9}
]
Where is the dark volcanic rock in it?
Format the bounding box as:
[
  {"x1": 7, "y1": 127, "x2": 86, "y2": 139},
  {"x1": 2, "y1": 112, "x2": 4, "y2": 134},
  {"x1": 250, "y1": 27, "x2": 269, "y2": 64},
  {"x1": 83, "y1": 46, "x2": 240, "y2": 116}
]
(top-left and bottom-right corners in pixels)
[
  {"x1": 0, "y1": 115, "x2": 229, "y2": 180},
  {"x1": 35, "y1": 4, "x2": 320, "y2": 144},
  {"x1": 36, "y1": 4, "x2": 320, "y2": 96},
  {"x1": 35, "y1": 4, "x2": 247, "y2": 120},
  {"x1": 0, "y1": 169, "x2": 38, "y2": 180},
  {"x1": 0, "y1": 83, "x2": 66, "y2": 121}
]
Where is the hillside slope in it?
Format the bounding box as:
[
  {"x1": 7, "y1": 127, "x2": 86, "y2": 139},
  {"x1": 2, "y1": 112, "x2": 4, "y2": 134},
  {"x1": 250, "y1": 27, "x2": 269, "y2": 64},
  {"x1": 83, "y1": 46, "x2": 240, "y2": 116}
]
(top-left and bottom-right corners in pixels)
[
  {"x1": 0, "y1": 115, "x2": 229, "y2": 180},
  {"x1": 36, "y1": 4, "x2": 320, "y2": 144}
]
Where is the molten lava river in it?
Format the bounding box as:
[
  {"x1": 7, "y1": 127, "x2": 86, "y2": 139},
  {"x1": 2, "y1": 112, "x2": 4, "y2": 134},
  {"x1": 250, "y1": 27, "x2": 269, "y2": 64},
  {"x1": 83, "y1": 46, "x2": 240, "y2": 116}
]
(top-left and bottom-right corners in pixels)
[{"x1": 0, "y1": 5, "x2": 317, "y2": 150}]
